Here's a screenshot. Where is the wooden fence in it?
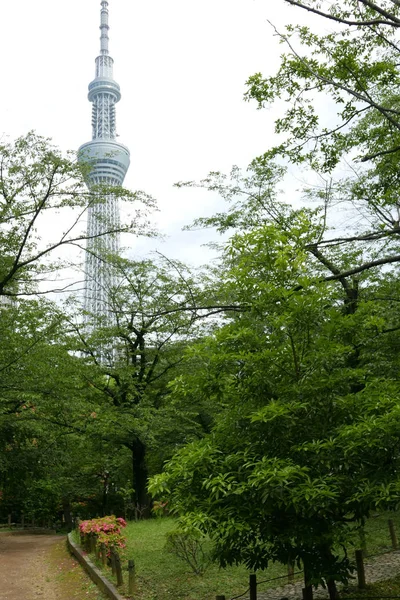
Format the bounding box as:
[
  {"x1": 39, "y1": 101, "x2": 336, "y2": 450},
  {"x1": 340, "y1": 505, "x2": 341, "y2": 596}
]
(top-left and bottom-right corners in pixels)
[
  {"x1": 80, "y1": 531, "x2": 136, "y2": 595},
  {"x1": 214, "y1": 518, "x2": 400, "y2": 600}
]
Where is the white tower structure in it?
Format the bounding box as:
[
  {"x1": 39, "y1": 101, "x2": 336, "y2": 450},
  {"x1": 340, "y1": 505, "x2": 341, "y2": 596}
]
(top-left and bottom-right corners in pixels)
[{"x1": 79, "y1": 0, "x2": 130, "y2": 319}]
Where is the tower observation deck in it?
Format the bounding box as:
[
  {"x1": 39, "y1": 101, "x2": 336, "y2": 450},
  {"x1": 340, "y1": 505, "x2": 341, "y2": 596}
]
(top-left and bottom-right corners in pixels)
[{"x1": 79, "y1": 0, "x2": 130, "y2": 320}]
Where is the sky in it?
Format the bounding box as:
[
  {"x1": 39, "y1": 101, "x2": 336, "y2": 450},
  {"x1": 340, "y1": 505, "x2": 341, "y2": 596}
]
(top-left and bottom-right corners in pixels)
[{"x1": 1, "y1": 0, "x2": 321, "y2": 267}]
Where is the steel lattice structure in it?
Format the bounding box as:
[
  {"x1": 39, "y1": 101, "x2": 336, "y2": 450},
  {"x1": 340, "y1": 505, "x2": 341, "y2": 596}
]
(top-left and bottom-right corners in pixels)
[{"x1": 79, "y1": 0, "x2": 130, "y2": 320}]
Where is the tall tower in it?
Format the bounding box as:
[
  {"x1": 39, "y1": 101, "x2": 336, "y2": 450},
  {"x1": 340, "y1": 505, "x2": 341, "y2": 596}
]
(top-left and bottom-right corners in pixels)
[{"x1": 79, "y1": 0, "x2": 130, "y2": 320}]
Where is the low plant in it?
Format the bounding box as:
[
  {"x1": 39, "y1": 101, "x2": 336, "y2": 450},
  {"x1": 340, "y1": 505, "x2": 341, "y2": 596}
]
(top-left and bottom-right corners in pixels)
[
  {"x1": 165, "y1": 528, "x2": 211, "y2": 575},
  {"x1": 79, "y1": 515, "x2": 127, "y2": 556}
]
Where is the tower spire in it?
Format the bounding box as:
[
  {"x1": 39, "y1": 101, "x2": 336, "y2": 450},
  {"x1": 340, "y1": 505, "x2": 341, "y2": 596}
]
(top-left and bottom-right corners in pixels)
[
  {"x1": 100, "y1": 1, "x2": 110, "y2": 55},
  {"x1": 79, "y1": 0, "x2": 131, "y2": 330}
]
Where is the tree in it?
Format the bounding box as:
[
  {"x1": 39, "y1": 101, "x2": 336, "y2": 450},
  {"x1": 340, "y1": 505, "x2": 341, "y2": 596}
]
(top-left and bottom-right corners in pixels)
[
  {"x1": 247, "y1": 1, "x2": 400, "y2": 166},
  {"x1": 243, "y1": 0, "x2": 400, "y2": 279},
  {"x1": 66, "y1": 255, "x2": 237, "y2": 514},
  {"x1": 0, "y1": 293, "x2": 146, "y2": 525},
  {"x1": 0, "y1": 131, "x2": 156, "y2": 523},
  {"x1": 0, "y1": 131, "x2": 155, "y2": 297},
  {"x1": 150, "y1": 161, "x2": 400, "y2": 597}
]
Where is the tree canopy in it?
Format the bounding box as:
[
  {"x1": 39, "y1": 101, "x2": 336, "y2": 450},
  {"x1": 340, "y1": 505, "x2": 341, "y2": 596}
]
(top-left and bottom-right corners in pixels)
[
  {"x1": 150, "y1": 2, "x2": 400, "y2": 594},
  {"x1": 3, "y1": 5, "x2": 400, "y2": 596}
]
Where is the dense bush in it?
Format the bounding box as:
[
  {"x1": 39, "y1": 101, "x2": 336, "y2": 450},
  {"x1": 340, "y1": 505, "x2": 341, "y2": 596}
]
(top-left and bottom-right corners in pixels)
[{"x1": 79, "y1": 515, "x2": 127, "y2": 556}]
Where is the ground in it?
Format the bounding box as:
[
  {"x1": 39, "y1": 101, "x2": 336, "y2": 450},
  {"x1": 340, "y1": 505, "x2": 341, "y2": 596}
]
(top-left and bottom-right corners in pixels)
[
  {"x1": 0, "y1": 532, "x2": 107, "y2": 600},
  {"x1": 257, "y1": 550, "x2": 400, "y2": 599}
]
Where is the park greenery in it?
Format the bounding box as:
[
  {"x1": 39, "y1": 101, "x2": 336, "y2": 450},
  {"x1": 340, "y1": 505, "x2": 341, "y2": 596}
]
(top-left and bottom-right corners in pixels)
[
  {"x1": 2, "y1": 0, "x2": 400, "y2": 598},
  {"x1": 77, "y1": 514, "x2": 400, "y2": 600}
]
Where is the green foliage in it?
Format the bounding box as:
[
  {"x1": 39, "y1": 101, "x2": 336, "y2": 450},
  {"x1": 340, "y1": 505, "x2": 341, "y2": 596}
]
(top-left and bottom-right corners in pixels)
[
  {"x1": 57, "y1": 255, "x2": 225, "y2": 514},
  {"x1": 151, "y1": 153, "x2": 400, "y2": 590},
  {"x1": 245, "y1": 2, "x2": 400, "y2": 171}
]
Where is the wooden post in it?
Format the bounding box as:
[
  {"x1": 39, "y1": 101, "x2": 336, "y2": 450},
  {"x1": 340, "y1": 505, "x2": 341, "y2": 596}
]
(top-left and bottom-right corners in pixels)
[
  {"x1": 21, "y1": 512, "x2": 24, "y2": 529},
  {"x1": 355, "y1": 549, "x2": 366, "y2": 589},
  {"x1": 249, "y1": 573, "x2": 257, "y2": 600},
  {"x1": 128, "y1": 559, "x2": 136, "y2": 595},
  {"x1": 7, "y1": 514, "x2": 11, "y2": 527},
  {"x1": 101, "y1": 543, "x2": 107, "y2": 567},
  {"x1": 389, "y1": 519, "x2": 398, "y2": 550},
  {"x1": 288, "y1": 560, "x2": 295, "y2": 583},
  {"x1": 110, "y1": 547, "x2": 116, "y2": 576},
  {"x1": 115, "y1": 551, "x2": 123, "y2": 586}
]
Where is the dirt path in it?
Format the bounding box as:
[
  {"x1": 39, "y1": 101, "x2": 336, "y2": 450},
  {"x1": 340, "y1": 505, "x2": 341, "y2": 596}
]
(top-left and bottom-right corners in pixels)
[{"x1": 0, "y1": 533, "x2": 107, "y2": 600}]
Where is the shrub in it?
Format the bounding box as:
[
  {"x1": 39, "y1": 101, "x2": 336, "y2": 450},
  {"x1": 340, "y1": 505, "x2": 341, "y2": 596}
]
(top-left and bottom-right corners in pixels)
[
  {"x1": 79, "y1": 515, "x2": 127, "y2": 556},
  {"x1": 165, "y1": 529, "x2": 211, "y2": 575}
]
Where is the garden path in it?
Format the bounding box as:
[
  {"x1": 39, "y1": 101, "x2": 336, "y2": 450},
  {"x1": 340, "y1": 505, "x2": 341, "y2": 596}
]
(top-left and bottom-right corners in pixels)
[{"x1": 0, "y1": 532, "x2": 106, "y2": 600}]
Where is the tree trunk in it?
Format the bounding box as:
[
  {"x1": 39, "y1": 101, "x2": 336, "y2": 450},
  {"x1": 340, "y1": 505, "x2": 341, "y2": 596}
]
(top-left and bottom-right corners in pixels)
[
  {"x1": 62, "y1": 497, "x2": 73, "y2": 532},
  {"x1": 101, "y1": 471, "x2": 110, "y2": 517},
  {"x1": 327, "y1": 578, "x2": 338, "y2": 600},
  {"x1": 321, "y1": 545, "x2": 339, "y2": 600},
  {"x1": 132, "y1": 439, "x2": 150, "y2": 517}
]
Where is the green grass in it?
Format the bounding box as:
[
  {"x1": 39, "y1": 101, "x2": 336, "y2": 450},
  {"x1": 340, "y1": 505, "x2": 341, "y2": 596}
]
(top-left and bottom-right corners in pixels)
[
  {"x1": 346, "y1": 511, "x2": 400, "y2": 558},
  {"x1": 341, "y1": 576, "x2": 400, "y2": 600},
  {"x1": 80, "y1": 513, "x2": 400, "y2": 600},
  {"x1": 123, "y1": 518, "x2": 264, "y2": 600},
  {"x1": 89, "y1": 518, "x2": 293, "y2": 600}
]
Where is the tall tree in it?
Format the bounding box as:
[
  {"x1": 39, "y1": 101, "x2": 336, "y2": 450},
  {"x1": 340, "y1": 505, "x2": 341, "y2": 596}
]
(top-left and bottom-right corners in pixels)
[
  {"x1": 151, "y1": 161, "x2": 400, "y2": 596},
  {"x1": 69, "y1": 256, "x2": 234, "y2": 513}
]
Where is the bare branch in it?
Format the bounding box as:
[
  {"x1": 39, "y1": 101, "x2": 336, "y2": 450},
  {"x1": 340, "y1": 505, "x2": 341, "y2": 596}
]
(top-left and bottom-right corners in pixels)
[
  {"x1": 284, "y1": 0, "x2": 400, "y2": 27},
  {"x1": 361, "y1": 143, "x2": 400, "y2": 161},
  {"x1": 309, "y1": 227, "x2": 400, "y2": 247},
  {"x1": 322, "y1": 253, "x2": 400, "y2": 281}
]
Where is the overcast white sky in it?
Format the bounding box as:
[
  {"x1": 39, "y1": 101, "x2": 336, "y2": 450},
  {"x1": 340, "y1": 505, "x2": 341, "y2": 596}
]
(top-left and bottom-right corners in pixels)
[{"x1": 1, "y1": 0, "x2": 321, "y2": 266}]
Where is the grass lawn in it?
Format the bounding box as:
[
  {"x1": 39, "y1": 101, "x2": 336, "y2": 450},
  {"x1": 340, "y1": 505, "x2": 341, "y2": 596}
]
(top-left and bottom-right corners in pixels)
[
  {"x1": 85, "y1": 517, "x2": 293, "y2": 600},
  {"x1": 342, "y1": 576, "x2": 400, "y2": 600},
  {"x1": 123, "y1": 518, "x2": 292, "y2": 600},
  {"x1": 78, "y1": 512, "x2": 400, "y2": 600},
  {"x1": 347, "y1": 511, "x2": 400, "y2": 558}
]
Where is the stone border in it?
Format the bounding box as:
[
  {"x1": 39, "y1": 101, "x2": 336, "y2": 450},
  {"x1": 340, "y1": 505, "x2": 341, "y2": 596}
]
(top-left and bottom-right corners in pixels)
[{"x1": 67, "y1": 533, "x2": 126, "y2": 600}]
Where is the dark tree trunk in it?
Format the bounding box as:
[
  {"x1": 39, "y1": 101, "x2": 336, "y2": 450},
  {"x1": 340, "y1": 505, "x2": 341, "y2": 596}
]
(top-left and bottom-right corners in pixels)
[
  {"x1": 62, "y1": 497, "x2": 73, "y2": 532},
  {"x1": 321, "y1": 545, "x2": 339, "y2": 600},
  {"x1": 132, "y1": 439, "x2": 150, "y2": 518},
  {"x1": 327, "y1": 579, "x2": 338, "y2": 600},
  {"x1": 102, "y1": 471, "x2": 110, "y2": 517}
]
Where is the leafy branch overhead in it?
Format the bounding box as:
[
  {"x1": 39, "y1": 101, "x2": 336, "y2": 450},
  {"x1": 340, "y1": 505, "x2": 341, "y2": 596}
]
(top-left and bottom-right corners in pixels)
[
  {"x1": 245, "y1": 1, "x2": 400, "y2": 173},
  {"x1": 151, "y1": 1, "x2": 400, "y2": 595}
]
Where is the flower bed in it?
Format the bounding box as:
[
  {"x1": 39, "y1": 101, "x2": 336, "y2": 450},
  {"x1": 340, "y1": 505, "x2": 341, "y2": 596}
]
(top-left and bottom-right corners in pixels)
[{"x1": 79, "y1": 515, "x2": 127, "y2": 556}]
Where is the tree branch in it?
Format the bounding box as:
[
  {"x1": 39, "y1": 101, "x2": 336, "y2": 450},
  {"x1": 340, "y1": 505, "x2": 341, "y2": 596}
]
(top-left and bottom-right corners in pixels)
[
  {"x1": 284, "y1": 0, "x2": 400, "y2": 27},
  {"x1": 321, "y1": 253, "x2": 400, "y2": 282}
]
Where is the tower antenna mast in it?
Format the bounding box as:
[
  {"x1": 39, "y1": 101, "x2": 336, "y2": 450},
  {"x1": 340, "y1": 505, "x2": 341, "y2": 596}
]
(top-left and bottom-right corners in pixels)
[{"x1": 79, "y1": 0, "x2": 130, "y2": 329}]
